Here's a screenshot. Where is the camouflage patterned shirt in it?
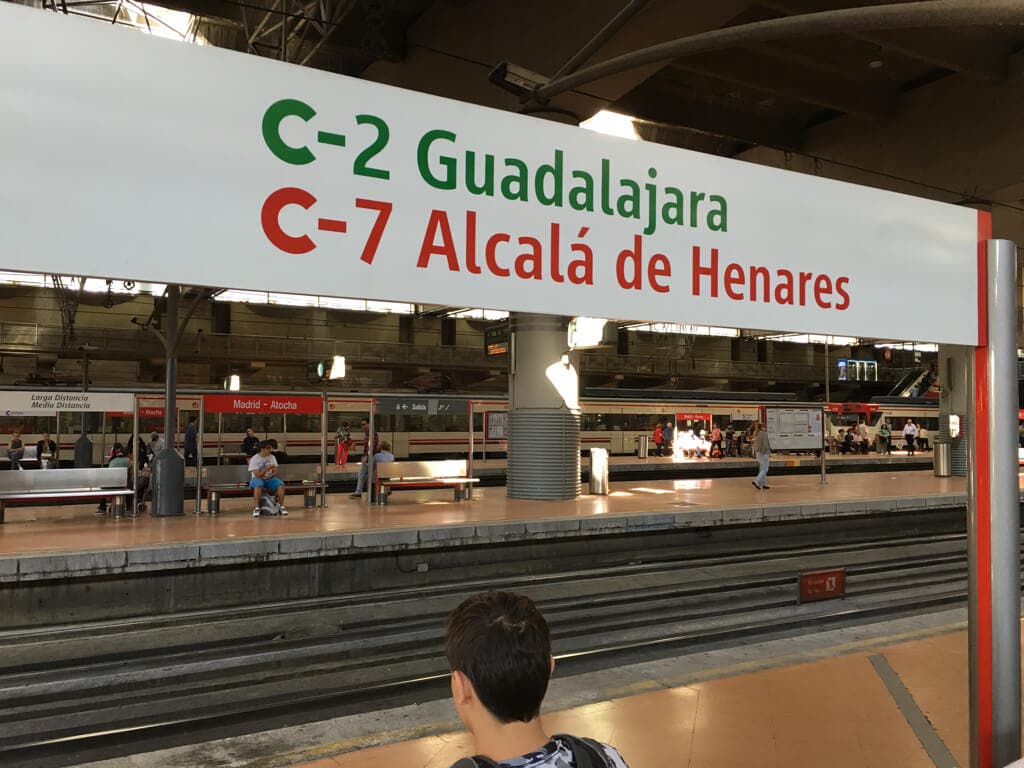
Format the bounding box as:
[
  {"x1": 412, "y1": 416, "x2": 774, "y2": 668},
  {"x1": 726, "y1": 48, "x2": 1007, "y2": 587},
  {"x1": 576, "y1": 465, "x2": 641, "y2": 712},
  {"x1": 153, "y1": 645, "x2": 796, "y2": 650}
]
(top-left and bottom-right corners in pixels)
[{"x1": 497, "y1": 736, "x2": 628, "y2": 768}]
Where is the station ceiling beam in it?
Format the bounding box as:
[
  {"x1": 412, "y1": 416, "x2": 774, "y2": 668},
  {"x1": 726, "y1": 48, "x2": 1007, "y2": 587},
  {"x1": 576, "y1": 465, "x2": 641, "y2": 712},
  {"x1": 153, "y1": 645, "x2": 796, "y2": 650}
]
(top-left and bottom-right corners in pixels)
[
  {"x1": 759, "y1": 0, "x2": 1013, "y2": 81},
  {"x1": 614, "y1": 87, "x2": 805, "y2": 149},
  {"x1": 667, "y1": 49, "x2": 897, "y2": 119}
]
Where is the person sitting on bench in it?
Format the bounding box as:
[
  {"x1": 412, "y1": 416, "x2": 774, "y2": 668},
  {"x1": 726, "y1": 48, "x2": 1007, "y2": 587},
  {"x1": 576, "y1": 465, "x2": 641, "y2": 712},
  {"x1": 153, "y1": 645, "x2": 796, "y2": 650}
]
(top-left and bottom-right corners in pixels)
[
  {"x1": 351, "y1": 440, "x2": 395, "y2": 499},
  {"x1": 249, "y1": 440, "x2": 286, "y2": 517},
  {"x1": 36, "y1": 433, "x2": 57, "y2": 469}
]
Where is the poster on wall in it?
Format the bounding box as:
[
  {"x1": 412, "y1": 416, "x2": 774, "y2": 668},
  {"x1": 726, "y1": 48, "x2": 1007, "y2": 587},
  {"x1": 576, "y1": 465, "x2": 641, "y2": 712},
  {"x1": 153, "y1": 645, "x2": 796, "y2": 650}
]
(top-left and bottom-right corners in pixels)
[
  {"x1": 486, "y1": 412, "x2": 508, "y2": 440},
  {"x1": 765, "y1": 407, "x2": 823, "y2": 452}
]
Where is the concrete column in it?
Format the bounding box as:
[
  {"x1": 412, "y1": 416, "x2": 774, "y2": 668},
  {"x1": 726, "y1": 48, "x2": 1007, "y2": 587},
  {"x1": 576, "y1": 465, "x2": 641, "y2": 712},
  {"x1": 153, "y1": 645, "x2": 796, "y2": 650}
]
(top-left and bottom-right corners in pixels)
[
  {"x1": 938, "y1": 345, "x2": 971, "y2": 476},
  {"x1": 507, "y1": 313, "x2": 580, "y2": 499}
]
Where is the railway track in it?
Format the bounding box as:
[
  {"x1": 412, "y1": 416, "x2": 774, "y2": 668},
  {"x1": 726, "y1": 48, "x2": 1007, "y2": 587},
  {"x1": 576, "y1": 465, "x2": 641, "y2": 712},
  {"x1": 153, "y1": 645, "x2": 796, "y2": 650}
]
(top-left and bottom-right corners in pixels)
[{"x1": 0, "y1": 530, "x2": 977, "y2": 766}]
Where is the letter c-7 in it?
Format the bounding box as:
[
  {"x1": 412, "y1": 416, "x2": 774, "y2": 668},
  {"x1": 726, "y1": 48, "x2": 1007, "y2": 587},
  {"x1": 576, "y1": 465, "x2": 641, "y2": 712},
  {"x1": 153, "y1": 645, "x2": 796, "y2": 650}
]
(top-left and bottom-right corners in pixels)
[{"x1": 263, "y1": 99, "x2": 316, "y2": 165}]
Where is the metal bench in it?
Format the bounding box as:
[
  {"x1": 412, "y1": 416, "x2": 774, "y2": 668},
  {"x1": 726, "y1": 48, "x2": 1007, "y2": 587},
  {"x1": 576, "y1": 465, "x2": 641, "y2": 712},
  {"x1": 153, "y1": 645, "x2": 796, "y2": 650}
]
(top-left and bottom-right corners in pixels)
[
  {"x1": 0, "y1": 444, "x2": 40, "y2": 469},
  {"x1": 374, "y1": 460, "x2": 479, "y2": 504},
  {"x1": 0, "y1": 467, "x2": 133, "y2": 523},
  {"x1": 204, "y1": 463, "x2": 324, "y2": 514}
]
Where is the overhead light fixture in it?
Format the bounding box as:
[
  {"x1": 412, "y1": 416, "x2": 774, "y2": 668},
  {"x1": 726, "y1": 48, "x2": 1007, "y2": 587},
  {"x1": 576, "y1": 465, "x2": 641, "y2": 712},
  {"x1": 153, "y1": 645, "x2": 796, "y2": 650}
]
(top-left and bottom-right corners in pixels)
[
  {"x1": 226, "y1": 375, "x2": 241, "y2": 391},
  {"x1": 868, "y1": 59, "x2": 884, "y2": 69},
  {"x1": 568, "y1": 317, "x2": 611, "y2": 349},
  {"x1": 328, "y1": 355, "x2": 346, "y2": 380}
]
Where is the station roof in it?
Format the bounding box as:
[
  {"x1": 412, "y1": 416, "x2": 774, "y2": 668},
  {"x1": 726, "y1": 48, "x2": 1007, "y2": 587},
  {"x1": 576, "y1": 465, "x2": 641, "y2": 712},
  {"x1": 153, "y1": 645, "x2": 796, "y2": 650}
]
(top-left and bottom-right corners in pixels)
[{"x1": 37, "y1": 0, "x2": 1021, "y2": 157}]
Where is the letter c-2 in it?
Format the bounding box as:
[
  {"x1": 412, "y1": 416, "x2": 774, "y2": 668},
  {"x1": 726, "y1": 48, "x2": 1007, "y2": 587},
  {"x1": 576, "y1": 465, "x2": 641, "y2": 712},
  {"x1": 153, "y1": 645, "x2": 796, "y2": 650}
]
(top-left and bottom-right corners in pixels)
[{"x1": 262, "y1": 98, "x2": 316, "y2": 165}]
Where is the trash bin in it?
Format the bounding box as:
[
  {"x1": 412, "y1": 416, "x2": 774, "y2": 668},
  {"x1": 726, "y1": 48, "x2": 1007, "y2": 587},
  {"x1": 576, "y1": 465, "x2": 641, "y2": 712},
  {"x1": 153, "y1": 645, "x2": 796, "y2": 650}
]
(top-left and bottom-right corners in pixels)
[
  {"x1": 589, "y1": 448, "x2": 609, "y2": 495},
  {"x1": 635, "y1": 435, "x2": 649, "y2": 459},
  {"x1": 933, "y1": 441, "x2": 951, "y2": 477}
]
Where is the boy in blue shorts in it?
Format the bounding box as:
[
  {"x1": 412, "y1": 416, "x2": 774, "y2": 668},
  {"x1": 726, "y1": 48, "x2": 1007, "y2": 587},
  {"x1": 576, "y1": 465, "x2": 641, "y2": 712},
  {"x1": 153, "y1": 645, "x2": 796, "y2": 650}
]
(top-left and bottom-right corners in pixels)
[{"x1": 249, "y1": 440, "x2": 286, "y2": 517}]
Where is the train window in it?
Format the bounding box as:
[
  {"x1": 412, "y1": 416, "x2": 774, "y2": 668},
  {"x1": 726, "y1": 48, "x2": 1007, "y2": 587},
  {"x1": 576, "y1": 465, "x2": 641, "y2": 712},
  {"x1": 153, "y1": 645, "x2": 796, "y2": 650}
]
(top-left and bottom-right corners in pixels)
[
  {"x1": 220, "y1": 413, "x2": 284, "y2": 435},
  {"x1": 331, "y1": 412, "x2": 367, "y2": 433},
  {"x1": 287, "y1": 414, "x2": 318, "y2": 434},
  {"x1": 0, "y1": 415, "x2": 57, "y2": 436}
]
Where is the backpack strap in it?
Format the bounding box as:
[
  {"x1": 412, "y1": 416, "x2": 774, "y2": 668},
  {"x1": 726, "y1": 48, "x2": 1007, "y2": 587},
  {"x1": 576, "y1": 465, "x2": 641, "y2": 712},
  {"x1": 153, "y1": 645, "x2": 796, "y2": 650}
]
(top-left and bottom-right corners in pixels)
[
  {"x1": 552, "y1": 734, "x2": 612, "y2": 768},
  {"x1": 448, "y1": 757, "x2": 501, "y2": 768}
]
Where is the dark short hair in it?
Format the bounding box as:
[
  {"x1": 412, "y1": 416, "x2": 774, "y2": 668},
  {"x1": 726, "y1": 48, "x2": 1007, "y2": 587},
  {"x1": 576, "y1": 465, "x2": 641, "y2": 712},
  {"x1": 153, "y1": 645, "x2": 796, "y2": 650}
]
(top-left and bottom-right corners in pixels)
[
  {"x1": 444, "y1": 591, "x2": 551, "y2": 723},
  {"x1": 258, "y1": 440, "x2": 273, "y2": 450}
]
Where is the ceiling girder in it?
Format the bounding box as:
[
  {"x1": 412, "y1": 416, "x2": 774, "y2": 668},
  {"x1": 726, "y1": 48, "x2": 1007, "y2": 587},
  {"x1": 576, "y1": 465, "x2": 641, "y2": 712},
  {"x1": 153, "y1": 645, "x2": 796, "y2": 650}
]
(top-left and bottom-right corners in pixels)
[
  {"x1": 614, "y1": 87, "x2": 804, "y2": 149},
  {"x1": 760, "y1": 0, "x2": 1012, "y2": 81},
  {"x1": 669, "y1": 48, "x2": 897, "y2": 119}
]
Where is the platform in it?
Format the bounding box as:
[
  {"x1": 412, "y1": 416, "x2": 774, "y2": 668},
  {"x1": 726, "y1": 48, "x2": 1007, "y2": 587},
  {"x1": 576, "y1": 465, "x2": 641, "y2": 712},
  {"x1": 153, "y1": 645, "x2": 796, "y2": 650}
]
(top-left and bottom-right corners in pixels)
[
  {"x1": 300, "y1": 617, "x2": 991, "y2": 768},
  {"x1": 0, "y1": 469, "x2": 978, "y2": 584}
]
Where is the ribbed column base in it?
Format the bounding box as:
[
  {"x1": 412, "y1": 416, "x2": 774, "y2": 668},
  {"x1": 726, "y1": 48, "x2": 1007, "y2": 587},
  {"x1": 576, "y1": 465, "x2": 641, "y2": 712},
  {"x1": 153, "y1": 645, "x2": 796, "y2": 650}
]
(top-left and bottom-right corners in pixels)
[{"x1": 507, "y1": 409, "x2": 581, "y2": 500}]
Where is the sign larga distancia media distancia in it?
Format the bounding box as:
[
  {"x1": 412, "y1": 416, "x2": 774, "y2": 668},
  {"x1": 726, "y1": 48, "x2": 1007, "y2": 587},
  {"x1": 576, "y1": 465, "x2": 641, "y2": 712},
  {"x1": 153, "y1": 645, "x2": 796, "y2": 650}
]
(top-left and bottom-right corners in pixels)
[{"x1": 0, "y1": 3, "x2": 983, "y2": 344}]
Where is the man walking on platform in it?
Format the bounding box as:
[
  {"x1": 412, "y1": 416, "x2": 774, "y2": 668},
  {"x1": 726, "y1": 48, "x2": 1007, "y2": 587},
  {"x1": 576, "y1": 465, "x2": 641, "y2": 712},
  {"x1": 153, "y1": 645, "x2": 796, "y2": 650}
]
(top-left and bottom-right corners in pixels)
[
  {"x1": 445, "y1": 590, "x2": 628, "y2": 768},
  {"x1": 751, "y1": 421, "x2": 771, "y2": 490}
]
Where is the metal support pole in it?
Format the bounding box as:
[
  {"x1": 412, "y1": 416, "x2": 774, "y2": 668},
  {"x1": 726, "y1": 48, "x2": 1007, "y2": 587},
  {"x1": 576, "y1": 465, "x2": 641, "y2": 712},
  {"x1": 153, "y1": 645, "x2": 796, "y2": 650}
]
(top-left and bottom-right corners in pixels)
[
  {"x1": 164, "y1": 285, "x2": 178, "y2": 445},
  {"x1": 195, "y1": 399, "x2": 204, "y2": 514},
  {"x1": 132, "y1": 394, "x2": 139, "y2": 512},
  {"x1": 367, "y1": 399, "x2": 375, "y2": 501},
  {"x1": 467, "y1": 400, "x2": 474, "y2": 500},
  {"x1": 152, "y1": 284, "x2": 184, "y2": 516},
  {"x1": 821, "y1": 342, "x2": 829, "y2": 483},
  {"x1": 319, "y1": 394, "x2": 328, "y2": 508},
  {"x1": 969, "y1": 238, "x2": 1020, "y2": 768}
]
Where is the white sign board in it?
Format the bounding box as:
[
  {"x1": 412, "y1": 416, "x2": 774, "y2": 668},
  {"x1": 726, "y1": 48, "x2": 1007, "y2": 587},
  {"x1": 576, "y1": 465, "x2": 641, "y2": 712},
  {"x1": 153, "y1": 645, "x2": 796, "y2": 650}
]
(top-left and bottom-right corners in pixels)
[
  {"x1": 765, "y1": 407, "x2": 823, "y2": 452},
  {"x1": 0, "y1": 391, "x2": 134, "y2": 415},
  {"x1": 0, "y1": 4, "x2": 983, "y2": 344}
]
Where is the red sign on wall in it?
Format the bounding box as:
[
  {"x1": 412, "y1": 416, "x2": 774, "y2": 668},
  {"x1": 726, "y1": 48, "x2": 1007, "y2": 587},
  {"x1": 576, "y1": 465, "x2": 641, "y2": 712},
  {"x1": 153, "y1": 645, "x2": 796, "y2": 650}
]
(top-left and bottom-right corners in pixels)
[
  {"x1": 798, "y1": 568, "x2": 846, "y2": 603},
  {"x1": 204, "y1": 394, "x2": 322, "y2": 415},
  {"x1": 675, "y1": 412, "x2": 711, "y2": 422}
]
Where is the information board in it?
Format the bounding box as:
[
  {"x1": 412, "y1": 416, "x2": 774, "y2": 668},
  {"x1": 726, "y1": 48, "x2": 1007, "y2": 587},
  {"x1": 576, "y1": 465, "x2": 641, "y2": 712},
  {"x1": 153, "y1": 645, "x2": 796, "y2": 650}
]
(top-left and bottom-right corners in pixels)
[
  {"x1": 0, "y1": 3, "x2": 984, "y2": 345},
  {"x1": 486, "y1": 412, "x2": 508, "y2": 440},
  {"x1": 765, "y1": 407, "x2": 823, "y2": 452}
]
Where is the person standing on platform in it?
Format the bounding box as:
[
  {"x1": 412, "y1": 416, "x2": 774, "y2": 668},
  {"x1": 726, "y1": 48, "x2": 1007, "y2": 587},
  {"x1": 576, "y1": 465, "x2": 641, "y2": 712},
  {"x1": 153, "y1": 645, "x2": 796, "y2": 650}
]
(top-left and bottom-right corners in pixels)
[
  {"x1": 36, "y1": 432, "x2": 57, "y2": 469},
  {"x1": 335, "y1": 421, "x2": 352, "y2": 468},
  {"x1": 652, "y1": 423, "x2": 663, "y2": 457},
  {"x1": 710, "y1": 423, "x2": 723, "y2": 459},
  {"x1": 241, "y1": 427, "x2": 259, "y2": 458},
  {"x1": 184, "y1": 417, "x2": 198, "y2": 466},
  {"x1": 147, "y1": 431, "x2": 165, "y2": 460},
  {"x1": 903, "y1": 419, "x2": 918, "y2": 455},
  {"x1": 662, "y1": 421, "x2": 674, "y2": 457},
  {"x1": 445, "y1": 591, "x2": 629, "y2": 768},
  {"x1": 917, "y1": 425, "x2": 930, "y2": 451},
  {"x1": 751, "y1": 422, "x2": 771, "y2": 490},
  {"x1": 878, "y1": 422, "x2": 891, "y2": 455},
  {"x1": 7, "y1": 430, "x2": 23, "y2": 470}
]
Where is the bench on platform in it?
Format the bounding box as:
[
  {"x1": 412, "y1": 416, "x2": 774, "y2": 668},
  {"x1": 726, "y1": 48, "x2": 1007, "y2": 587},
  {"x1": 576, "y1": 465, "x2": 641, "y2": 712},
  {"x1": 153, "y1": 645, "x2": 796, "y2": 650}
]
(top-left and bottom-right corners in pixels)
[
  {"x1": 0, "y1": 467, "x2": 133, "y2": 523},
  {"x1": 373, "y1": 460, "x2": 478, "y2": 503},
  {"x1": 204, "y1": 464, "x2": 324, "y2": 514}
]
